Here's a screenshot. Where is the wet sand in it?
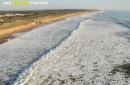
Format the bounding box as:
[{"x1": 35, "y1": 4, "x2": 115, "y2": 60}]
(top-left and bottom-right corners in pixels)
[{"x1": 0, "y1": 39, "x2": 7, "y2": 44}]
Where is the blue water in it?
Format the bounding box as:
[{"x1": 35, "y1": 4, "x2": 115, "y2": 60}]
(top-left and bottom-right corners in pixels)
[{"x1": 85, "y1": 10, "x2": 130, "y2": 29}]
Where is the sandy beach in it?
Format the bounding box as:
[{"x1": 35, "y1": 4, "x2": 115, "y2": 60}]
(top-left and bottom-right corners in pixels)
[
  {"x1": 0, "y1": 22, "x2": 37, "y2": 39},
  {"x1": 0, "y1": 11, "x2": 94, "y2": 39}
]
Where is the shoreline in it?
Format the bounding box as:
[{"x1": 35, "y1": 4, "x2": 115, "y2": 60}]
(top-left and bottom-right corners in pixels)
[
  {"x1": 0, "y1": 11, "x2": 95, "y2": 39},
  {"x1": 0, "y1": 12, "x2": 97, "y2": 84},
  {"x1": 0, "y1": 22, "x2": 37, "y2": 39}
]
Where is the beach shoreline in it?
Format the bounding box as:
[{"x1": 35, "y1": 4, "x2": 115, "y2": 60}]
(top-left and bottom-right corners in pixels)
[
  {"x1": 0, "y1": 11, "x2": 95, "y2": 39},
  {"x1": 0, "y1": 11, "x2": 98, "y2": 84},
  {"x1": 0, "y1": 11, "x2": 96, "y2": 45}
]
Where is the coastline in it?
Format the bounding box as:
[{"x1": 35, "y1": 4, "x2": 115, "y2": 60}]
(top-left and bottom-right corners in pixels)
[
  {"x1": 0, "y1": 12, "x2": 97, "y2": 84},
  {"x1": 0, "y1": 11, "x2": 95, "y2": 39},
  {"x1": 0, "y1": 22, "x2": 37, "y2": 39}
]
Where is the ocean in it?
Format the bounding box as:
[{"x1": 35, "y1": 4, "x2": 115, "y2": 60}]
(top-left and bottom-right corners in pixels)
[
  {"x1": 82, "y1": 10, "x2": 130, "y2": 29},
  {"x1": 14, "y1": 10, "x2": 130, "y2": 85},
  {"x1": 81, "y1": 10, "x2": 130, "y2": 42}
]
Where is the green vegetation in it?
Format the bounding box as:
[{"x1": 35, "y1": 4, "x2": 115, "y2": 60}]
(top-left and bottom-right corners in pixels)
[
  {"x1": 0, "y1": 10, "x2": 96, "y2": 31},
  {"x1": 0, "y1": 10, "x2": 93, "y2": 25}
]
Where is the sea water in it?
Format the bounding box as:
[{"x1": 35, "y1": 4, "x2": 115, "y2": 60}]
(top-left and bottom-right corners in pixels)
[{"x1": 82, "y1": 10, "x2": 130, "y2": 29}]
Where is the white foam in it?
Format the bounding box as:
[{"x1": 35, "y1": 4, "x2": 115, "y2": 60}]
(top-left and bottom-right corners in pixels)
[
  {"x1": 14, "y1": 20, "x2": 130, "y2": 85},
  {"x1": 0, "y1": 14, "x2": 91, "y2": 84},
  {"x1": 81, "y1": 11, "x2": 100, "y2": 18}
]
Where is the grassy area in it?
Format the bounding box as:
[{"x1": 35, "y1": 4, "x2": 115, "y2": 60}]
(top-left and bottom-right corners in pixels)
[
  {"x1": 0, "y1": 20, "x2": 32, "y2": 30},
  {"x1": 0, "y1": 10, "x2": 91, "y2": 24}
]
